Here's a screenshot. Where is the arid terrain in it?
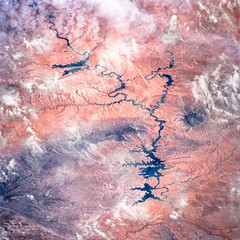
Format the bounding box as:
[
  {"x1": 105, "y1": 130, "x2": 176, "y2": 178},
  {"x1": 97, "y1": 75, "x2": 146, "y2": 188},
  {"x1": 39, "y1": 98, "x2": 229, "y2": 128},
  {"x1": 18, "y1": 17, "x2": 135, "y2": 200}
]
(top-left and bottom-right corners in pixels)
[{"x1": 0, "y1": 0, "x2": 239, "y2": 239}]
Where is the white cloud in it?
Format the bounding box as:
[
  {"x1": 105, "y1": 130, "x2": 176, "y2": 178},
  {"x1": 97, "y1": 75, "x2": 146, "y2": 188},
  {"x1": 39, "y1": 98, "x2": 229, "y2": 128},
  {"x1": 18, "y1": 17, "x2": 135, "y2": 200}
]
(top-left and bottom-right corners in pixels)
[
  {"x1": 26, "y1": 194, "x2": 35, "y2": 200},
  {"x1": 24, "y1": 36, "x2": 51, "y2": 54},
  {"x1": 93, "y1": 221, "x2": 107, "y2": 239},
  {"x1": 8, "y1": 159, "x2": 16, "y2": 169},
  {"x1": 0, "y1": 90, "x2": 21, "y2": 107},
  {"x1": 161, "y1": 15, "x2": 180, "y2": 44},
  {"x1": 89, "y1": 0, "x2": 141, "y2": 23},
  {"x1": 226, "y1": 0, "x2": 240, "y2": 11},
  {"x1": 87, "y1": 0, "x2": 155, "y2": 35},
  {"x1": 99, "y1": 38, "x2": 138, "y2": 70},
  {"x1": 192, "y1": 64, "x2": 240, "y2": 122},
  {"x1": 179, "y1": 198, "x2": 188, "y2": 207},
  {"x1": 113, "y1": 198, "x2": 149, "y2": 221},
  {"x1": 55, "y1": 164, "x2": 78, "y2": 183},
  {"x1": 24, "y1": 135, "x2": 44, "y2": 156},
  {"x1": 0, "y1": 132, "x2": 7, "y2": 148},
  {"x1": 12, "y1": 52, "x2": 24, "y2": 60},
  {"x1": 76, "y1": 233, "x2": 83, "y2": 240},
  {"x1": 170, "y1": 210, "x2": 179, "y2": 220},
  {"x1": 105, "y1": 219, "x2": 115, "y2": 228}
]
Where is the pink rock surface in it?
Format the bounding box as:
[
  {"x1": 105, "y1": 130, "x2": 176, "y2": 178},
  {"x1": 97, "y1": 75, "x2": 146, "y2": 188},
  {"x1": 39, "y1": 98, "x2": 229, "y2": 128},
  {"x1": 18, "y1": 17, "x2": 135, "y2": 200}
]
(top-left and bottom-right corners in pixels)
[{"x1": 0, "y1": 0, "x2": 239, "y2": 239}]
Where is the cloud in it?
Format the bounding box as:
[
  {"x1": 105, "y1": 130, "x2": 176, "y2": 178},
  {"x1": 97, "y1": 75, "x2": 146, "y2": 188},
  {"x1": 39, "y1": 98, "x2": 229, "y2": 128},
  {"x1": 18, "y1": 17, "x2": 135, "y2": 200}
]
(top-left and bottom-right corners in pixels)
[
  {"x1": 113, "y1": 198, "x2": 149, "y2": 221},
  {"x1": 192, "y1": 64, "x2": 240, "y2": 122},
  {"x1": 161, "y1": 14, "x2": 181, "y2": 44},
  {"x1": 88, "y1": 0, "x2": 142, "y2": 23},
  {"x1": 98, "y1": 38, "x2": 139, "y2": 70},
  {"x1": 23, "y1": 36, "x2": 51, "y2": 54},
  {"x1": 170, "y1": 210, "x2": 179, "y2": 220},
  {"x1": 87, "y1": 0, "x2": 156, "y2": 35},
  {"x1": 0, "y1": 132, "x2": 7, "y2": 148},
  {"x1": 0, "y1": 89, "x2": 21, "y2": 107}
]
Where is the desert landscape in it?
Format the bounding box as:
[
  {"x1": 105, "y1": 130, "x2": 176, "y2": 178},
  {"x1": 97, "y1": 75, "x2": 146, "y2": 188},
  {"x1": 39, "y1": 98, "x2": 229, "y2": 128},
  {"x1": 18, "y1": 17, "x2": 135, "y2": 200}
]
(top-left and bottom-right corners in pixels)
[{"x1": 0, "y1": 0, "x2": 239, "y2": 239}]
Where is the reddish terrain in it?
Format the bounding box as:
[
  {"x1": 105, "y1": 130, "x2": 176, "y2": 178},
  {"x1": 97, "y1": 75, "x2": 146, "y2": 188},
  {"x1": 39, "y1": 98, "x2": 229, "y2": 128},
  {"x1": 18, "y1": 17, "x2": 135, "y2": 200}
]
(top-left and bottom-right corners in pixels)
[{"x1": 0, "y1": 0, "x2": 239, "y2": 239}]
